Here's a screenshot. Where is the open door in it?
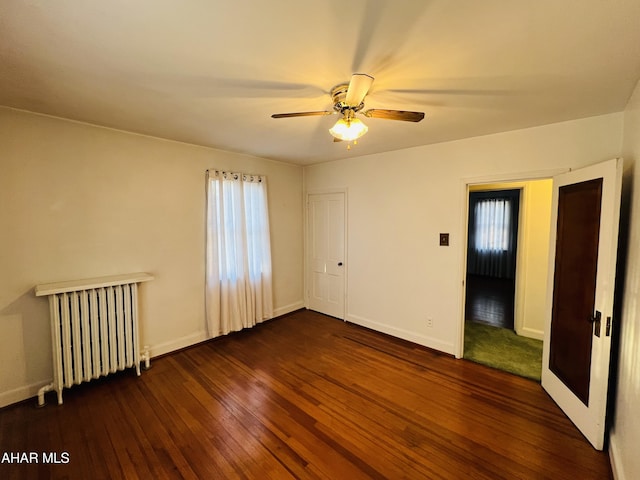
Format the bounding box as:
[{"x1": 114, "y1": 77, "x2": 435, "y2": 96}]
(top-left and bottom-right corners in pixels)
[{"x1": 541, "y1": 158, "x2": 622, "y2": 450}]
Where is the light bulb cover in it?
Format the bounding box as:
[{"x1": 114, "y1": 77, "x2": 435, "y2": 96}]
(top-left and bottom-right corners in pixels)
[{"x1": 329, "y1": 117, "x2": 368, "y2": 141}]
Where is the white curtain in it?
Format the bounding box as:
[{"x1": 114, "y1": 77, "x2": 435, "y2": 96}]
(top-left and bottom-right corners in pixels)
[
  {"x1": 474, "y1": 199, "x2": 511, "y2": 253},
  {"x1": 205, "y1": 170, "x2": 273, "y2": 337}
]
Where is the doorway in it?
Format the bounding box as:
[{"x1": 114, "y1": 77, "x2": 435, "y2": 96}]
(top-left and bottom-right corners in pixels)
[
  {"x1": 462, "y1": 180, "x2": 553, "y2": 380},
  {"x1": 465, "y1": 188, "x2": 520, "y2": 329}
]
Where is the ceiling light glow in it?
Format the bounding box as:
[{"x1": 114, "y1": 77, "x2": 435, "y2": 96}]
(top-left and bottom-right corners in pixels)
[{"x1": 329, "y1": 116, "x2": 368, "y2": 141}]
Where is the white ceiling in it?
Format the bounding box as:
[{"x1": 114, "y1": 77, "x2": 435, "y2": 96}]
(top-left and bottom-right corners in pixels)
[{"x1": 2, "y1": 0, "x2": 640, "y2": 165}]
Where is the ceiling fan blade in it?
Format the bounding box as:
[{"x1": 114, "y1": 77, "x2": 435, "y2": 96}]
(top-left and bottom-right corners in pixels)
[
  {"x1": 362, "y1": 109, "x2": 425, "y2": 122},
  {"x1": 350, "y1": 2, "x2": 430, "y2": 75},
  {"x1": 351, "y1": 4, "x2": 384, "y2": 73},
  {"x1": 271, "y1": 111, "x2": 333, "y2": 119},
  {"x1": 345, "y1": 73, "x2": 374, "y2": 106}
]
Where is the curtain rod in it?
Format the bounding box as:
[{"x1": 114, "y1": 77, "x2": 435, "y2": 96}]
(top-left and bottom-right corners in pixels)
[{"x1": 206, "y1": 169, "x2": 264, "y2": 181}]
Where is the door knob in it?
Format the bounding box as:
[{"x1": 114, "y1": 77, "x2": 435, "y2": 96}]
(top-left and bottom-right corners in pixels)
[{"x1": 338, "y1": 262, "x2": 343, "y2": 266}]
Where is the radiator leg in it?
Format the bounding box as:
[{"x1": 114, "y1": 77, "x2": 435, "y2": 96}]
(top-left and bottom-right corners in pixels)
[
  {"x1": 57, "y1": 389, "x2": 63, "y2": 405},
  {"x1": 140, "y1": 345, "x2": 151, "y2": 373},
  {"x1": 144, "y1": 345, "x2": 151, "y2": 370},
  {"x1": 37, "y1": 384, "x2": 54, "y2": 408}
]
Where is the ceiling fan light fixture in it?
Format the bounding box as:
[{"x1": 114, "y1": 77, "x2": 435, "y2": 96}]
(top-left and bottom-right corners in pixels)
[
  {"x1": 329, "y1": 117, "x2": 368, "y2": 141},
  {"x1": 272, "y1": 73, "x2": 424, "y2": 143}
]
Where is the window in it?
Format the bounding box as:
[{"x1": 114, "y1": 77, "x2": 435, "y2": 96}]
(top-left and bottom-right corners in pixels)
[
  {"x1": 467, "y1": 189, "x2": 520, "y2": 279},
  {"x1": 205, "y1": 170, "x2": 273, "y2": 336},
  {"x1": 474, "y1": 198, "x2": 512, "y2": 253}
]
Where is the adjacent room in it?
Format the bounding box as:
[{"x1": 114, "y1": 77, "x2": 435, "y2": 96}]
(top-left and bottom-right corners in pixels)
[
  {"x1": 1, "y1": 1, "x2": 640, "y2": 479},
  {"x1": 463, "y1": 180, "x2": 551, "y2": 381}
]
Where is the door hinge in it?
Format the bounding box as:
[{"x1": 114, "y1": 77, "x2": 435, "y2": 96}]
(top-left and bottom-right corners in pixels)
[{"x1": 606, "y1": 316, "x2": 612, "y2": 337}]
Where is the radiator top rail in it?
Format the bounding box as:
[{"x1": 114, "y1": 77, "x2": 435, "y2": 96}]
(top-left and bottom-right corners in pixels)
[{"x1": 35, "y1": 272, "x2": 154, "y2": 296}]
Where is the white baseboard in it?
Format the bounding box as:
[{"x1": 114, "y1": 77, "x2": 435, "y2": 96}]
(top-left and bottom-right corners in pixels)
[
  {"x1": 609, "y1": 434, "x2": 625, "y2": 480},
  {"x1": 274, "y1": 301, "x2": 305, "y2": 318},
  {"x1": 0, "y1": 380, "x2": 52, "y2": 409},
  {"x1": 346, "y1": 313, "x2": 456, "y2": 355},
  {"x1": 148, "y1": 330, "x2": 209, "y2": 358},
  {"x1": 516, "y1": 327, "x2": 544, "y2": 341},
  {"x1": 148, "y1": 300, "x2": 305, "y2": 359}
]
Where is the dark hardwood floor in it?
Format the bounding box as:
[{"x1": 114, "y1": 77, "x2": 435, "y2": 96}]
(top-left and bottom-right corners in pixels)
[
  {"x1": 465, "y1": 274, "x2": 515, "y2": 329},
  {"x1": 0, "y1": 310, "x2": 611, "y2": 479}
]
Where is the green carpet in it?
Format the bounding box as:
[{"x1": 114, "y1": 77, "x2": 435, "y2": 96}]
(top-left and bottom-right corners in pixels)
[{"x1": 464, "y1": 321, "x2": 543, "y2": 381}]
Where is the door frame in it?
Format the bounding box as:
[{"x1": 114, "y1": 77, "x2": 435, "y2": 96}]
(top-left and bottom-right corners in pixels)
[
  {"x1": 304, "y1": 188, "x2": 348, "y2": 320},
  {"x1": 455, "y1": 168, "x2": 566, "y2": 359}
]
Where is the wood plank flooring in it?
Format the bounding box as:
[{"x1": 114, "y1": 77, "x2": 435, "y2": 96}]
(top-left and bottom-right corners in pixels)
[
  {"x1": 0, "y1": 310, "x2": 611, "y2": 479},
  {"x1": 465, "y1": 274, "x2": 515, "y2": 329}
]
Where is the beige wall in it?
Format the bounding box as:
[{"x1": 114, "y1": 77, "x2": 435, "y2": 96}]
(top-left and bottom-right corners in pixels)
[
  {"x1": 468, "y1": 179, "x2": 553, "y2": 340},
  {"x1": 609, "y1": 79, "x2": 640, "y2": 480},
  {"x1": 0, "y1": 107, "x2": 304, "y2": 407},
  {"x1": 304, "y1": 113, "x2": 623, "y2": 356}
]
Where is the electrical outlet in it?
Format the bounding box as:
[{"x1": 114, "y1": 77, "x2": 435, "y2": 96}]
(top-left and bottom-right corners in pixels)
[{"x1": 427, "y1": 317, "x2": 433, "y2": 327}]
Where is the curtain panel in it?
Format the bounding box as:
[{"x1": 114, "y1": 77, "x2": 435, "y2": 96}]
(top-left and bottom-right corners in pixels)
[
  {"x1": 467, "y1": 189, "x2": 520, "y2": 279},
  {"x1": 205, "y1": 170, "x2": 273, "y2": 337}
]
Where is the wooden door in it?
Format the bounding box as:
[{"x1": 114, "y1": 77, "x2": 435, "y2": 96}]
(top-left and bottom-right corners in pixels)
[
  {"x1": 307, "y1": 192, "x2": 346, "y2": 319},
  {"x1": 541, "y1": 158, "x2": 622, "y2": 450}
]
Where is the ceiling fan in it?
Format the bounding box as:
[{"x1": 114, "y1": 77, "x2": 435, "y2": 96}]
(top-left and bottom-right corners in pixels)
[{"x1": 271, "y1": 73, "x2": 424, "y2": 142}]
